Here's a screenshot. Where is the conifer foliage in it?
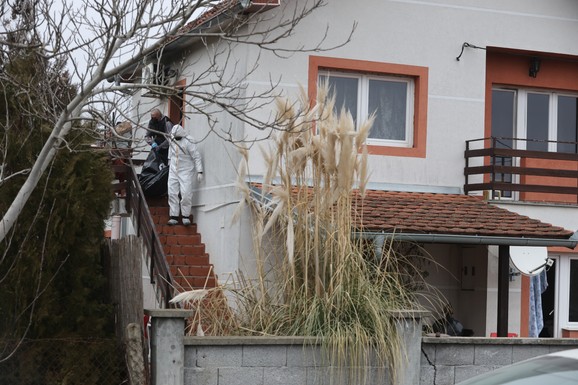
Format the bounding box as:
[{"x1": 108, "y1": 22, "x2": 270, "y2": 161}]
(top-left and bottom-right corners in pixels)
[{"x1": 0, "y1": 6, "x2": 123, "y2": 384}]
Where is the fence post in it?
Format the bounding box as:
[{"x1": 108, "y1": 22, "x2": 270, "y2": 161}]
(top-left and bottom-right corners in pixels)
[{"x1": 145, "y1": 309, "x2": 195, "y2": 385}]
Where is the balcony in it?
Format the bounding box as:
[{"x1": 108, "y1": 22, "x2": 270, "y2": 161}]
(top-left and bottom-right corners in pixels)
[{"x1": 464, "y1": 137, "x2": 578, "y2": 204}]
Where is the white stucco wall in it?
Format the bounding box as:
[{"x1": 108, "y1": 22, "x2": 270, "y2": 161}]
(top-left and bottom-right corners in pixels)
[
  {"x1": 129, "y1": 0, "x2": 578, "y2": 329},
  {"x1": 239, "y1": 0, "x2": 578, "y2": 190}
]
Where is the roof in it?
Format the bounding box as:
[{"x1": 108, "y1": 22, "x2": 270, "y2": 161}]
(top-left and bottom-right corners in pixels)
[
  {"x1": 354, "y1": 190, "x2": 574, "y2": 239},
  {"x1": 249, "y1": 184, "x2": 576, "y2": 247},
  {"x1": 114, "y1": 0, "x2": 279, "y2": 81},
  {"x1": 179, "y1": 0, "x2": 279, "y2": 34}
]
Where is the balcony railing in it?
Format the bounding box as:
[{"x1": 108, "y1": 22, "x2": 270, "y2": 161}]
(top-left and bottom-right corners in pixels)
[
  {"x1": 110, "y1": 148, "x2": 175, "y2": 308},
  {"x1": 464, "y1": 137, "x2": 578, "y2": 203}
]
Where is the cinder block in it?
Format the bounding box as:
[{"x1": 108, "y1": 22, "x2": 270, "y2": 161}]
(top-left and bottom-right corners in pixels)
[
  {"x1": 184, "y1": 347, "x2": 197, "y2": 367},
  {"x1": 421, "y1": 344, "x2": 436, "y2": 366},
  {"x1": 196, "y1": 346, "x2": 242, "y2": 368},
  {"x1": 431, "y1": 365, "x2": 455, "y2": 385},
  {"x1": 367, "y1": 366, "x2": 391, "y2": 385},
  {"x1": 218, "y1": 367, "x2": 264, "y2": 385},
  {"x1": 419, "y1": 365, "x2": 435, "y2": 385},
  {"x1": 454, "y1": 365, "x2": 497, "y2": 383},
  {"x1": 548, "y1": 345, "x2": 577, "y2": 354},
  {"x1": 287, "y1": 345, "x2": 324, "y2": 367},
  {"x1": 184, "y1": 367, "x2": 218, "y2": 385},
  {"x1": 242, "y1": 345, "x2": 287, "y2": 367},
  {"x1": 306, "y1": 367, "x2": 331, "y2": 385},
  {"x1": 474, "y1": 345, "x2": 512, "y2": 365},
  {"x1": 316, "y1": 366, "x2": 351, "y2": 385},
  {"x1": 512, "y1": 345, "x2": 550, "y2": 362},
  {"x1": 436, "y1": 345, "x2": 474, "y2": 365},
  {"x1": 264, "y1": 367, "x2": 307, "y2": 385}
]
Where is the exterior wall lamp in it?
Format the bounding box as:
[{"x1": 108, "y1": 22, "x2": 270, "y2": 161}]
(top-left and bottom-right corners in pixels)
[{"x1": 529, "y1": 57, "x2": 541, "y2": 78}]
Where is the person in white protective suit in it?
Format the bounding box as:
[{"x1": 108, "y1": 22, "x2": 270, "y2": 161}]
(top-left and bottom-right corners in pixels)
[{"x1": 167, "y1": 124, "x2": 204, "y2": 226}]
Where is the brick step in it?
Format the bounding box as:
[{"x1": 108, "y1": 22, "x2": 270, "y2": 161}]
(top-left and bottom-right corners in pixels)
[
  {"x1": 147, "y1": 198, "x2": 169, "y2": 210},
  {"x1": 164, "y1": 243, "x2": 206, "y2": 257},
  {"x1": 173, "y1": 275, "x2": 217, "y2": 290},
  {"x1": 166, "y1": 254, "x2": 210, "y2": 266},
  {"x1": 149, "y1": 206, "x2": 170, "y2": 216},
  {"x1": 146, "y1": 199, "x2": 215, "y2": 292},
  {"x1": 160, "y1": 233, "x2": 202, "y2": 245},
  {"x1": 153, "y1": 216, "x2": 199, "y2": 229},
  {"x1": 170, "y1": 264, "x2": 213, "y2": 278},
  {"x1": 155, "y1": 223, "x2": 199, "y2": 235}
]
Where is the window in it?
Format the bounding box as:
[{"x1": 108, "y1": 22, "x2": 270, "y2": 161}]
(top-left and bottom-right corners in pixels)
[
  {"x1": 319, "y1": 71, "x2": 414, "y2": 147},
  {"x1": 309, "y1": 56, "x2": 428, "y2": 157},
  {"x1": 491, "y1": 88, "x2": 578, "y2": 200},
  {"x1": 490, "y1": 89, "x2": 516, "y2": 198},
  {"x1": 492, "y1": 87, "x2": 578, "y2": 153}
]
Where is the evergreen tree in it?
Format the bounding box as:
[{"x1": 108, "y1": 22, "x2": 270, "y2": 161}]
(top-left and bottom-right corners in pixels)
[{"x1": 0, "y1": 10, "x2": 123, "y2": 385}]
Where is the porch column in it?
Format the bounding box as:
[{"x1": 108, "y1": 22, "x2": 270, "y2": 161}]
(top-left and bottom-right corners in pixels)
[{"x1": 497, "y1": 245, "x2": 510, "y2": 337}]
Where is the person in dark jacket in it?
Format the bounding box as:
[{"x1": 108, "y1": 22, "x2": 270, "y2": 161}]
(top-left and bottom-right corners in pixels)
[{"x1": 145, "y1": 108, "x2": 173, "y2": 164}]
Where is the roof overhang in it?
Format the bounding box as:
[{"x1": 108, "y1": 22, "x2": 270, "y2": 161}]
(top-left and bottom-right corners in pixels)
[
  {"x1": 248, "y1": 183, "x2": 578, "y2": 249},
  {"x1": 111, "y1": 0, "x2": 279, "y2": 83},
  {"x1": 356, "y1": 231, "x2": 578, "y2": 249}
]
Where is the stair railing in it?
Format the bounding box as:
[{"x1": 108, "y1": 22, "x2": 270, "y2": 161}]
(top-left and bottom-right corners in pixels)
[{"x1": 112, "y1": 151, "x2": 175, "y2": 308}]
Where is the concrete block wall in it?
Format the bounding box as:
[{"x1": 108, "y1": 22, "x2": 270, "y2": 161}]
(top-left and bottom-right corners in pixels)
[
  {"x1": 146, "y1": 309, "x2": 426, "y2": 385},
  {"x1": 183, "y1": 337, "x2": 392, "y2": 385},
  {"x1": 146, "y1": 310, "x2": 578, "y2": 385},
  {"x1": 420, "y1": 337, "x2": 578, "y2": 385}
]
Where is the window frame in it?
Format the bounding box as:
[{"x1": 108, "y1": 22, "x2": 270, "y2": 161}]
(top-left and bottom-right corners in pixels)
[
  {"x1": 318, "y1": 70, "x2": 415, "y2": 147},
  {"x1": 309, "y1": 56, "x2": 428, "y2": 157},
  {"x1": 493, "y1": 86, "x2": 578, "y2": 153}
]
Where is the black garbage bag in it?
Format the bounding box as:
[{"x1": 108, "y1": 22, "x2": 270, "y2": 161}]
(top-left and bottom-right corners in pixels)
[
  {"x1": 139, "y1": 150, "x2": 169, "y2": 197},
  {"x1": 141, "y1": 148, "x2": 167, "y2": 174}
]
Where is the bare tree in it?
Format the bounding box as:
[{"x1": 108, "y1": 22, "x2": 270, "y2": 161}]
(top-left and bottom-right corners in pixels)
[{"x1": 0, "y1": 0, "x2": 355, "y2": 243}]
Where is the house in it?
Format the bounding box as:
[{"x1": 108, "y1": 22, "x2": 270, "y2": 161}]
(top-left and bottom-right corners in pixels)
[{"x1": 116, "y1": 0, "x2": 578, "y2": 339}]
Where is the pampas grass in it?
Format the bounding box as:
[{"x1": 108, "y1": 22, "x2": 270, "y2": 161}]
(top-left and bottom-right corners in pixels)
[
  {"x1": 229, "y1": 85, "x2": 431, "y2": 385},
  {"x1": 175, "y1": 84, "x2": 440, "y2": 385}
]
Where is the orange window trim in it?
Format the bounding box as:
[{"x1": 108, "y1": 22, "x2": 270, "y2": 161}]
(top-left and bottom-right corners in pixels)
[{"x1": 308, "y1": 56, "x2": 428, "y2": 158}]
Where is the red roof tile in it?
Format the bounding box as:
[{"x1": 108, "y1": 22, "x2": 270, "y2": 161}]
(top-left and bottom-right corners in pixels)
[
  {"x1": 353, "y1": 190, "x2": 573, "y2": 239},
  {"x1": 250, "y1": 184, "x2": 574, "y2": 240}
]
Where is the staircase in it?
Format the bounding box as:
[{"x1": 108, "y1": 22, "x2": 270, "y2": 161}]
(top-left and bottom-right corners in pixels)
[{"x1": 146, "y1": 197, "x2": 217, "y2": 292}]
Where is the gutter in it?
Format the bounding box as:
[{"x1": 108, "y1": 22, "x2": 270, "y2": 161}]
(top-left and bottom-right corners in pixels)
[{"x1": 355, "y1": 231, "x2": 578, "y2": 249}]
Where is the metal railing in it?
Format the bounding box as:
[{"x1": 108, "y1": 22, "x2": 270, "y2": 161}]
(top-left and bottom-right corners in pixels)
[
  {"x1": 111, "y1": 149, "x2": 175, "y2": 308},
  {"x1": 464, "y1": 137, "x2": 578, "y2": 201}
]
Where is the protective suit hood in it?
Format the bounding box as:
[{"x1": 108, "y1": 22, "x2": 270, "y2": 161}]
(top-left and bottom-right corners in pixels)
[{"x1": 171, "y1": 124, "x2": 187, "y2": 138}]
